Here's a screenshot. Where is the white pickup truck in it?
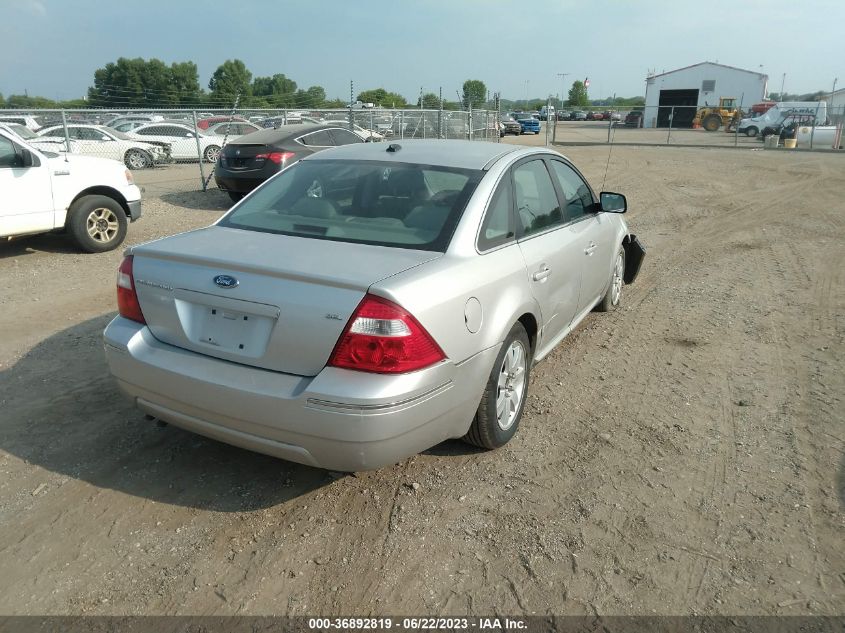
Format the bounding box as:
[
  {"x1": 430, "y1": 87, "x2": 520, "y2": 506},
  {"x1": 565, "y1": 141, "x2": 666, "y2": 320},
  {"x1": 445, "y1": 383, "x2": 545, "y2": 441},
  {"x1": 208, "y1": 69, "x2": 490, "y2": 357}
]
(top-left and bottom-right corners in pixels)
[{"x1": 0, "y1": 125, "x2": 141, "y2": 252}]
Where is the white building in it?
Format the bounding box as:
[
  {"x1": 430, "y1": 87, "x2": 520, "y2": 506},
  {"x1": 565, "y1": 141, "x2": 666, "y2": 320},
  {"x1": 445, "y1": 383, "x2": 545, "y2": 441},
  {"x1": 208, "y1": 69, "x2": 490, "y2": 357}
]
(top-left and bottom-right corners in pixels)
[
  {"x1": 826, "y1": 87, "x2": 845, "y2": 121},
  {"x1": 643, "y1": 62, "x2": 768, "y2": 128}
]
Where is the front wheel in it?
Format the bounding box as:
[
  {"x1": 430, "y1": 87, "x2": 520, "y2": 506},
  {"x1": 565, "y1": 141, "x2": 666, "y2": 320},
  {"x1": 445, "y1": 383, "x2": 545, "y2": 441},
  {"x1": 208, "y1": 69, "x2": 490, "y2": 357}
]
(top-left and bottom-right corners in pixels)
[
  {"x1": 463, "y1": 322, "x2": 531, "y2": 450},
  {"x1": 124, "y1": 149, "x2": 151, "y2": 170},
  {"x1": 745, "y1": 126, "x2": 758, "y2": 138},
  {"x1": 595, "y1": 246, "x2": 625, "y2": 312},
  {"x1": 66, "y1": 195, "x2": 128, "y2": 253},
  {"x1": 204, "y1": 145, "x2": 221, "y2": 163}
]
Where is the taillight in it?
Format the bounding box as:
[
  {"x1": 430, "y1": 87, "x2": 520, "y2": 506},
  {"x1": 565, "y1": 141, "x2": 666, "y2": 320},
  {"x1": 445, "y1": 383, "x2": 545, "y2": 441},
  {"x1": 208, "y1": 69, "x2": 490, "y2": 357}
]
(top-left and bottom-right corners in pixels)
[
  {"x1": 328, "y1": 294, "x2": 445, "y2": 374},
  {"x1": 255, "y1": 151, "x2": 296, "y2": 164},
  {"x1": 116, "y1": 255, "x2": 146, "y2": 324}
]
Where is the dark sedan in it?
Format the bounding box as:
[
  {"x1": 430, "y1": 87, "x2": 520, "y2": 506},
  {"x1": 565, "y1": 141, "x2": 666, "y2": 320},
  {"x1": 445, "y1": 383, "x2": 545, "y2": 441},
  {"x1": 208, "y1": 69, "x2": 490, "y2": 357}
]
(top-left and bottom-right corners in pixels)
[
  {"x1": 500, "y1": 115, "x2": 522, "y2": 136},
  {"x1": 215, "y1": 124, "x2": 363, "y2": 202}
]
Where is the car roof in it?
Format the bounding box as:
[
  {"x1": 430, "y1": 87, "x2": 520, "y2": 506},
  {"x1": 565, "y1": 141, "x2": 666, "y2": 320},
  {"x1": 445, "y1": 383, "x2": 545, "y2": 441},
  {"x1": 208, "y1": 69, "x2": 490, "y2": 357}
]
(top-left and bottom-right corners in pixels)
[
  {"x1": 229, "y1": 123, "x2": 344, "y2": 144},
  {"x1": 302, "y1": 139, "x2": 522, "y2": 170}
]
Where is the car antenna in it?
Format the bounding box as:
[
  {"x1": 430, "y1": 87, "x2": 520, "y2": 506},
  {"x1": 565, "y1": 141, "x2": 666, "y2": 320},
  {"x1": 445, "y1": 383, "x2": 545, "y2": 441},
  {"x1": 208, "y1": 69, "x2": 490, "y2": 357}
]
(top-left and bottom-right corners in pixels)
[{"x1": 600, "y1": 117, "x2": 618, "y2": 191}]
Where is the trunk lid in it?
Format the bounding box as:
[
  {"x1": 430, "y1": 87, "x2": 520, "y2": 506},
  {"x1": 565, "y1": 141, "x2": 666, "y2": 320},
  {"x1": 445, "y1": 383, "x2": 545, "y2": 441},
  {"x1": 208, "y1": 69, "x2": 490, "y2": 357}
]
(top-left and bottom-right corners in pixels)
[{"x1": 131, "y1": 226, "x2": 441, "y2": 376}]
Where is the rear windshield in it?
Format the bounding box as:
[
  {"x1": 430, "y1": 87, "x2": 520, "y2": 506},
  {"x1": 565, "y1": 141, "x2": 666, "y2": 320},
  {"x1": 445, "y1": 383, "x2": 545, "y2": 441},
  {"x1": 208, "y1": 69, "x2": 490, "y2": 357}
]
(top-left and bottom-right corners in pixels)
[{"x1": 218, "y1": 159, "x2": 482, "y2": 251}]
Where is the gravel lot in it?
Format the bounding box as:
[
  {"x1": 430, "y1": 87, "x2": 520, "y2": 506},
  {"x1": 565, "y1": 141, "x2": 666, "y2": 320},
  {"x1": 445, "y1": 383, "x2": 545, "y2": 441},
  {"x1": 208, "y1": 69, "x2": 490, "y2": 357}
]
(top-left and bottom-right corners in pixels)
[{"x1": 0, "y1": 141, "x2": 843, "y2": 616}]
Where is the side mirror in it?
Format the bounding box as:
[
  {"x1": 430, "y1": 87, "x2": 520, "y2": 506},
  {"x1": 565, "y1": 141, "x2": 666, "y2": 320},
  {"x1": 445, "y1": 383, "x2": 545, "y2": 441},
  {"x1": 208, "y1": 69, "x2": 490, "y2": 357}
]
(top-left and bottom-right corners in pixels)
[
  {"x1": 599, "y1": 191, "x2": 627, "y2": 213},
  {"x1": 18, "y1": 148, "x2": 37, "y2": 168}
]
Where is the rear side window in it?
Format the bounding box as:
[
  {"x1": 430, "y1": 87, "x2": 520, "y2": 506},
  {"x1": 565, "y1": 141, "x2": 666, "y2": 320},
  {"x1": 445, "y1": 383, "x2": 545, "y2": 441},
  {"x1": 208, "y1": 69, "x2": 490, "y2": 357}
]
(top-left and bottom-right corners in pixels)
[
  {"x1": 300, "y1": 130, "x2": 334, "y2": 147},
  {"x1": 218, "y1": 160, "x2": 482, "y2": 252},
  {"x1": 329, "y1": 128, "x2": 364, "y2": 145}
]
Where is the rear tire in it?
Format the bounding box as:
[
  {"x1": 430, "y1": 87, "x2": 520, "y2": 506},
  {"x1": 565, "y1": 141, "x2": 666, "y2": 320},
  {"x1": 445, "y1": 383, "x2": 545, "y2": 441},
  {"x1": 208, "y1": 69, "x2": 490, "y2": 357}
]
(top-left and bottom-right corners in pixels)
[
  {"x1": 595, "y1": 246, "x2": 625, "y2": 312},
  {"x1": 463, "y1": 322, "x2": 531, "y2": 450},
  {"x1": 227, "y1": 191, "x2": 245, "y2": 202},
  {"x1": 66, "y1": 195, "x2": 128, "y2": 253},
  {"x1": 204, "y1": 145, "x2": 221, "y2": 163},
  {"x1": 745, "y1": 126, "x2": 758, "y2": 138}
]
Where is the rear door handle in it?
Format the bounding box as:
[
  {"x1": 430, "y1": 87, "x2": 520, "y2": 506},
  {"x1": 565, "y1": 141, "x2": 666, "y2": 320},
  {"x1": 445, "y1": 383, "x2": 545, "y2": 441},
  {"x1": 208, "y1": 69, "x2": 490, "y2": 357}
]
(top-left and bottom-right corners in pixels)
[
  {"x1": 532, "y1": 266, "x2": 551, "y2": 282},
  {"x1": 584, "y1": 242, "x2": 597, "y2": 255}
]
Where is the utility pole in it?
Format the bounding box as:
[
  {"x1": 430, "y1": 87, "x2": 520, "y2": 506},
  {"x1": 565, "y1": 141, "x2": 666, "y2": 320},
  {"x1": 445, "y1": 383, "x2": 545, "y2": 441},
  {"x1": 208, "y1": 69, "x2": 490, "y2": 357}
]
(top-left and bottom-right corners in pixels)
[
  {"x1": 557, "y1": 73, "x2": 569, "y2": 108},
  {"x1": 779, "y1": 73, "x2": 786, "y2": 100}
]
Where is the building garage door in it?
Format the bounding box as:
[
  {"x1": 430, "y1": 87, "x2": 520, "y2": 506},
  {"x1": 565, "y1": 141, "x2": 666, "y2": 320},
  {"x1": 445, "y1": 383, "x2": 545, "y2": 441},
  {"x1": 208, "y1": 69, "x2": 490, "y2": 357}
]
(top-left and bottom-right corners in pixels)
[{"x1": 657, "y1": 89, "x2": 699, "y2": 127}]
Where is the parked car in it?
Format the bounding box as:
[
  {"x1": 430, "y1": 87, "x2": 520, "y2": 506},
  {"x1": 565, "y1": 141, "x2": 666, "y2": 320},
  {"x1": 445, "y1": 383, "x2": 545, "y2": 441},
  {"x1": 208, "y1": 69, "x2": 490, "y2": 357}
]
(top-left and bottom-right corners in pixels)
[
  {"x1": 0, "y1": 114, "x2": 42, "y2": 131},
  {"x1": 573, "y1": 111, "x2": 588, "y2": 121},
  {"x1": 0, "y1": 126, "x2": 142, "y2": 252},
  {"x1": 499, "y1": 115, "x2": 522, "y2": 136},
  {"x1": 586, "y1": 111, "x2": 604, "y2": 121},
  {"x1": 205, "y1": 121, "x2": 263, "y2": 137},
  {"x1": 196, "y1": 116, "x2": 250, "y2": 130},
  {"x1": 35, "y1": 124, "x2": 170, "y2": 169},
  {"x1": 0, "y1": 123, "x2": 40, "y2": 141},
  {"x1": 127, "y1": 122, "x2": 226, "y2": 162},
  {"x1": 103, "y1": 114, "x2": 164, "y2": 129},
  {"x1": 512, "y1": 112, "x2": 541, "y2": 134},
  {"x1": 624, "y1": 111, "x2": 643, "y2": 127},
  {"x1": 604, "y1": 111, "x2": 622, "y2": 122},
  {"x1": 102, "y1": 139, "x2": 644, "y2": 471},
  {"x1": 322, "y1": 120, "x2": 385, "y2": 142},
  {"x1": 214, "y1": 123, "x2": 364, "y2": 201},
  {"x1": 557, "y1": 110, "x2": 574, "y2": 121}
]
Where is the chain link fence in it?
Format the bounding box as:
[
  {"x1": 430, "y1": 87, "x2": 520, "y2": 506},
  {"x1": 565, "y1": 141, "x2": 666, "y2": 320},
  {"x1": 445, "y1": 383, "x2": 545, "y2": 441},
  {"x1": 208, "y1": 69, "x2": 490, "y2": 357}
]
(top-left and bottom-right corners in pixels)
[
  {"x1": 0, "y1": 107, "x2": 502, "y2": 197},
  {"x1": 548, "y1": 104, "x2": 844, "y2": 151}
]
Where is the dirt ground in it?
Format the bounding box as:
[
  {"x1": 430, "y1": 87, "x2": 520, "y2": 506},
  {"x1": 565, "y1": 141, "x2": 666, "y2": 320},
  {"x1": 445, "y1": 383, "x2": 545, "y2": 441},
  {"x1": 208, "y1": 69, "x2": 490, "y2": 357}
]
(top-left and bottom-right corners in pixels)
[{"x1": 0, "y1": 141, "x2": 843, "y2": 617}]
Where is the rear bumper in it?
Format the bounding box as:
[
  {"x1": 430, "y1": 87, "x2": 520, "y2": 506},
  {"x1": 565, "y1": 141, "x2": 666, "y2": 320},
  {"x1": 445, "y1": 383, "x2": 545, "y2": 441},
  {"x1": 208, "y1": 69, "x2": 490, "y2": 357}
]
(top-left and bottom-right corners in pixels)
[{"x1": 103, "y1": 317, "x2": 496, "y2": 471}]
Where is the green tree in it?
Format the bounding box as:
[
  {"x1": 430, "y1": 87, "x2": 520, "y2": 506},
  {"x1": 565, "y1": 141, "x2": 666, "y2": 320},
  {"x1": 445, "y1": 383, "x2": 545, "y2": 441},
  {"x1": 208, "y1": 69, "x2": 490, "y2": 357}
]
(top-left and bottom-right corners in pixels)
[
  {"x1": 461, "y1": 79, "x2": 487, "y2": 109},
  {"x1": 567, "y1": 80, "x2": 589, "y2": 107},
  {"x1": 251, "y1": 73, "x2": 298, "y2": 107},
  {"x1": 357, "y1": 88, "x2": 407, "y2": 107},
  {"x1": 418, "y1": 92, "x2": 440, "y2": 108},
  {"x1": 170, "y1": 61, "x2": 201, "y2": 105},
  {"x1": 209, "y1": 59, "x2": 252, "y2": 100},
  {"x1": 87, "y1": 57, "x2": 201, "y2": 107},
  {"x1": 6, "y1": 94, "x2": 58, "y2": 108}
]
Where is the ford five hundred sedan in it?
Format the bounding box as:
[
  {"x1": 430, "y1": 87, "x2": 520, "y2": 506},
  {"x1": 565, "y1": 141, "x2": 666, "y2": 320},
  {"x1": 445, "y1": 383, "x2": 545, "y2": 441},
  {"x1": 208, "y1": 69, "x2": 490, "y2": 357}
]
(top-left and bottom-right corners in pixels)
[{"x1": 103, "y1": 140, "x2": 644, "y2": 471}]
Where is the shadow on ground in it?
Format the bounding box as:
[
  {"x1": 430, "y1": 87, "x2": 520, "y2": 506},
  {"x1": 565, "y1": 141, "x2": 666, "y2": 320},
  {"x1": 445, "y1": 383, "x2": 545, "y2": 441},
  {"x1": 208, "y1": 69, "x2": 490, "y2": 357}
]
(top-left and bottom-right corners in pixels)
[
  {"x1": 159, "y1": 189, "x2": 232, "y2": 211},
  {"x1": 0, "y1": 233, "x2": 79, "y2": 259},
  {"x1": 0, "y1": 315, "x2": 330, "y2": 512}
]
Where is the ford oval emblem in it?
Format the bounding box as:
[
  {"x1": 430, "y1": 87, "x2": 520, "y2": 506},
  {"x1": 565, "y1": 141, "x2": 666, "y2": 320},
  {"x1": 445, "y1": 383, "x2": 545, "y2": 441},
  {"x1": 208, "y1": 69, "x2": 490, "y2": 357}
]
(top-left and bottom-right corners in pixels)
[{"x1": 213, "y1": 274, "x2": 239, "y2": 289}]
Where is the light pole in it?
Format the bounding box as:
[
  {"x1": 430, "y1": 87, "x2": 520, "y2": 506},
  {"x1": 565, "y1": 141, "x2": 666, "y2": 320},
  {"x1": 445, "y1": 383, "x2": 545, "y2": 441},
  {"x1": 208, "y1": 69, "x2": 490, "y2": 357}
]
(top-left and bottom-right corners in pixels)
[
  {"x1": 779, "y1": 73, "x2": 786, "y2": 100},
  {"x1": 557, "y1": 73, "x2": 569, "y2": 109}
]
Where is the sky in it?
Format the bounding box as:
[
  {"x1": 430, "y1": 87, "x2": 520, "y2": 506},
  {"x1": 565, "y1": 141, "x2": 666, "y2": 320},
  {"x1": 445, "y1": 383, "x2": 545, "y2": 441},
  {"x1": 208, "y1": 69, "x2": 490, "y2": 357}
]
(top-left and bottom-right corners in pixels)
[{"x1": 0, "y1": 0, "x2": 842, "y2": 104}]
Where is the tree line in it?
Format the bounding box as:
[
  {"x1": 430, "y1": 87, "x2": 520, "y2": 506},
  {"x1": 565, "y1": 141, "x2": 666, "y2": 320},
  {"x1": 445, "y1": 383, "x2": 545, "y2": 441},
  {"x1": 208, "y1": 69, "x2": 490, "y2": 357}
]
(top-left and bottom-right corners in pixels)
[{"x1": 1, "y1": 57, "x2": 650, "y2": 112}]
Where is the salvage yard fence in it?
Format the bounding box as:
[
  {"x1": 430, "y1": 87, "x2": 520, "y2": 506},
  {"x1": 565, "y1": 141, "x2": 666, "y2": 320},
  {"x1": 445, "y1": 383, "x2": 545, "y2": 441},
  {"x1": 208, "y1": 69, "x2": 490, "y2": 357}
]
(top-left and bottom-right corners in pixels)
[
  {"x1": 0, "y1": 107, "x2": 502, "y2": 197},
  {"x1": 550, "y1": 104, "x2": 845, "y2": 151}
]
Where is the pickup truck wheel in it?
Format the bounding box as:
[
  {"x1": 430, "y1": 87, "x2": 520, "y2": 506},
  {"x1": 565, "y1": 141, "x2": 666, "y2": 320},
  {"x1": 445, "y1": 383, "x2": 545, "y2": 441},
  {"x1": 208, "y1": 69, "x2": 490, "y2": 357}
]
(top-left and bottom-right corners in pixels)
[
  {"x1": 124, "y1": 149, "x2": 151, "y2": 170},
  {"x1": 595, "y1": 246, "x2": 625, "y2": 312},
  {"x1": 67, "y1": 195, "x2": 128, "y2": 253},
  {"x1": 204, "y1": 145, "x2": 221, "y2": 163},
  {"x1": 463, "y1": 322, "x2": 531, "y2": 450}
]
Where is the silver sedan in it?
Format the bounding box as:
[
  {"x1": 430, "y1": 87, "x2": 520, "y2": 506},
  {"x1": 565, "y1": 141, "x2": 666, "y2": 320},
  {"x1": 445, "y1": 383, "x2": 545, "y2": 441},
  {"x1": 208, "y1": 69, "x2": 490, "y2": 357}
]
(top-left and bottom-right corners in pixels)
[{"x1": 103, "y1": 140, "x2": 644, "y2": 471}]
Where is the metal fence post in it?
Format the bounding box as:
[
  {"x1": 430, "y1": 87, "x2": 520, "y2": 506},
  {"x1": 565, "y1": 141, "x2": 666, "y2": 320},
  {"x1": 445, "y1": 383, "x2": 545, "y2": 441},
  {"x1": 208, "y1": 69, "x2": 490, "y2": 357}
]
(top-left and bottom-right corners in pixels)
[
  {"x1": 60, "y1": 109, "x2": 70, "y2": 154},
  {"x1": 192, "y1": 111, "x2": 206, "y2": 191},
  {"x1": 809, "y1": 101, "x2": 822, "y2": 149},
  {"x1": 667, "y1": 106, "x2": 674, "y2": 144},
  {"x1": 438, "y1": 88, "x2": 443, "y2": 139},
  {"x1": 468, "y1": 102, "x2": 473, "y2": 141},
  {"x1": 399, "y1": 110, "x2": 404, "y2": 140}
]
